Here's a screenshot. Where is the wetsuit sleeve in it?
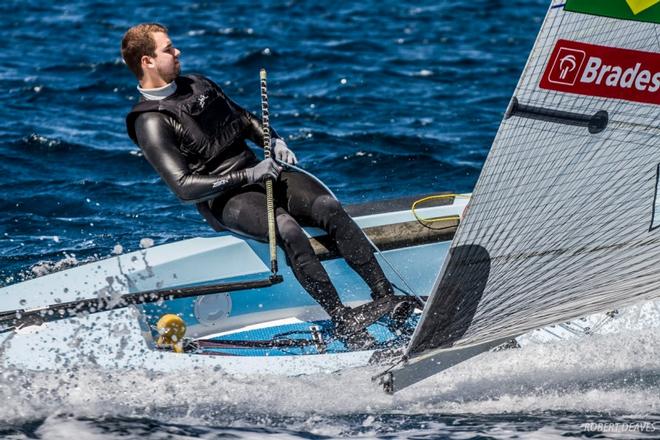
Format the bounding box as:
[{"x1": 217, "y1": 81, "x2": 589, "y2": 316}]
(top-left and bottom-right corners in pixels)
[{"x1": 134, "y1": 112, "x2": 247, "y2": 204}]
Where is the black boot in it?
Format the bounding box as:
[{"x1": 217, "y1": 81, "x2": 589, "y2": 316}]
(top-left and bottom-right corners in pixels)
[
  {"x1": 370, "y1": 279, "x2": 420, "y2": 324},
  {"x1": 331, "y1": 296, "x2": 417, "y2": 349},
  {"x1": 372, "y1": 279, "x2": 425, "y2": 311},
  {"x1": 331, "y1": 306, "x2": 377, "y2": 350},
  {"x1": 370, "y1": 278, "x2": 395, "y2": 301},
  {"x1": 388, "y1": 299, "x2": 416, "y2": 330}
]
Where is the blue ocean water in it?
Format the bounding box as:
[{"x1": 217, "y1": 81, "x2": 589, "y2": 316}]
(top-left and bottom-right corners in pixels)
[
  {"x1": 0, "y1": 0, "x2": 535, "y2": 280},
  {"x1": 1, "y1": 0, "x2": 659, "y2": 438}
]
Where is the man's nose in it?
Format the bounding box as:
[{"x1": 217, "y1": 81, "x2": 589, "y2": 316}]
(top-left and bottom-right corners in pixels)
[{"x1": 174, "y1": 48, "x2": 181, "y2": 57}]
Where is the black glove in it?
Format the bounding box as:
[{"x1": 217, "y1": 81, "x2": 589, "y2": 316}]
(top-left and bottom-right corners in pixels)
[{"x1": 245, "y1": 158, "x2": 283, "y2": 184}]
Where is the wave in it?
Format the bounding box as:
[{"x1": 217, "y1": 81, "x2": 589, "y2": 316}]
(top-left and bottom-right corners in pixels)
[
  {"x1": 231, "y1": 48, "x2": 281, "y2": 68},
  {"x1": 37, "y1": 59, "x2": 126, "y2": 75},
  {"x1": 6, "y1": 133, "x2": 139, "y2": 158},
  {"x1": 4, "y1": 411, "x2": 659, "y2": 439},
  {"x1": 286, "y1": 129, "x2": 471, "y2": 158},
  {"x1": 0, "y1": 325, "x2": 658, "y2": 424},
  {"x1": 9, "y1": 80, "x2": 131, "y2": 102},
  {"x1": 320, "y1": 39, "x2": 388, "y2": 53},
  {"x1": 184, "y1": 27, "x2": 258, "y2": 38}
]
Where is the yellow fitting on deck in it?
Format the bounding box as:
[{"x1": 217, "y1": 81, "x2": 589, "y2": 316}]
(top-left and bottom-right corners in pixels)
[
  {"x1": 411, "y1": 194, "x2": 468, "y2": 228},
  {"x1": 156, "y1": 314, "x2": 186, "y2": 353}
]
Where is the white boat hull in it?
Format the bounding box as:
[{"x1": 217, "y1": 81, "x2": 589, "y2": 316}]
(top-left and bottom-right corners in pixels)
[{"x1": 1, "y1": 193, "x2": 658, "y2": 381}]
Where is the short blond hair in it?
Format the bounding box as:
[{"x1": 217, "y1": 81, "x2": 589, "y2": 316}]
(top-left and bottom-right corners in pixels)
[{"x1": 121, "y1": 23, "x2": 168, "y2": 79}]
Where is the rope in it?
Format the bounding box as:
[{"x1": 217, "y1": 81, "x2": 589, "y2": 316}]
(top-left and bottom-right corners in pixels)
[{"x1": 411, "y1": 194, "x2": 468, "y2": 230}]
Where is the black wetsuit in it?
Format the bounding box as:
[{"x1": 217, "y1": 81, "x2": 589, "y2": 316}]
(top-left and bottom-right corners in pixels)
[{"x1": 126, "y1": 74, "x2": 393, "y2": 319}]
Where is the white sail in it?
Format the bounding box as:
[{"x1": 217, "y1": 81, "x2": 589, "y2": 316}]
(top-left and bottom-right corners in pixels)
[{"x1": 384, "y1": 0, "x2": 660, "y2": 391}]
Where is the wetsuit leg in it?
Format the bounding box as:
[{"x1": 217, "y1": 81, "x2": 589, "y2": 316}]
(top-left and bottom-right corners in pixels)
[
  {"x1": 278, "y1": 171, "x2": 395, "y2": 299},
  {"x1": 209, "y1": 186, "x2": 345, "y2": 316}
]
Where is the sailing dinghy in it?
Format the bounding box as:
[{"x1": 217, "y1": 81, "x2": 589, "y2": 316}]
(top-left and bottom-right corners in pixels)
[
  {"x1": 0, "y1": 194, "x2": 467, "y2": 375},
  {"x1": 1, "y1": 0, "x2": 659, "y2": 392},
  {"x1": 0, "y1": 191, "x2": 634, "y2": 378}
]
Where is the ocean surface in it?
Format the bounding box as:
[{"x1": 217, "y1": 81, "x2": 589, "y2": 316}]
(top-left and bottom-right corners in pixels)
[{"x1": 1, "y1": 0, "x2": 659, "y2": 438}]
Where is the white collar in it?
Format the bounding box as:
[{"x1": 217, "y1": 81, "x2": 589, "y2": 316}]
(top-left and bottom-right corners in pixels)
[{"x1": 137, "y1": 81, "x2": 177, "y2": 101}]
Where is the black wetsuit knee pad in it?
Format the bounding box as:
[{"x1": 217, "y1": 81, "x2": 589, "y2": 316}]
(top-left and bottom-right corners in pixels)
[{"x1": 310, "y1": 195, "x2": 343, "y2": 218}]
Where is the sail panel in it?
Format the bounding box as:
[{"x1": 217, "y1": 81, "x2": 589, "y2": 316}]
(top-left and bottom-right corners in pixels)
[{"x1": 407, "y1": 0, "x2": 660, "y2": 357}]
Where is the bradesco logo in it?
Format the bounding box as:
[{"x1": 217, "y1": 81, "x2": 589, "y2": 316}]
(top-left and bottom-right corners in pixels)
[
  {"x1": 546, "y1": 47, "x2": 586, "y2": 86},
  {"x1": 540, "y1": 39, "x2": 660, "y2": 105}
]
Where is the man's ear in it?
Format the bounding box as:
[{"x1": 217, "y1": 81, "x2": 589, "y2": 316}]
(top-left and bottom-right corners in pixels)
[{"x1": 141, "y1": 55, "x2": 154, "y2": 70}]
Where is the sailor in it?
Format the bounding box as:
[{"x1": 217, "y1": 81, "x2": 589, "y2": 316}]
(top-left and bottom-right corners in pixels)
[{"x1": 121, "y1": 23, "x2": 410, "y2": 345}]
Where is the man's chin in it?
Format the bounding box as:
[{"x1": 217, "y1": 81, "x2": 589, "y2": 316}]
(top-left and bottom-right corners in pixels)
[
  {"x1": 163, "y1": 72, "x2": 179, "y2": 83},
  {"x1": 159, "y1": 66, "x2": 180, "y2": 84}
]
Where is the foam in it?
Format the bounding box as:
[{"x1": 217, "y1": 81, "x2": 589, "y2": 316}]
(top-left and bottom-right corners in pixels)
[{"x1": 1, "y1": 324, "x2": 658, "y2": 425}]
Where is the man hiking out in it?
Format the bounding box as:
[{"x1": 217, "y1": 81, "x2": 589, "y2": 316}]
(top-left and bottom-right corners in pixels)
[{"x1": 120, "y1": 23, "x2": 414, "y2": 347}]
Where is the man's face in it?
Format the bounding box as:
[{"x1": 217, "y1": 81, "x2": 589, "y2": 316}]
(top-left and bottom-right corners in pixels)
[{"x1": 143, "y1": 31, "x2": 181, "y2": 83}]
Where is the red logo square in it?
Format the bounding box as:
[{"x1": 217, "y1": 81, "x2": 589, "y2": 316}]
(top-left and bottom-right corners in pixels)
[{"x1": 546, "y1": 47, "x2": 586, "y2": 86}]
